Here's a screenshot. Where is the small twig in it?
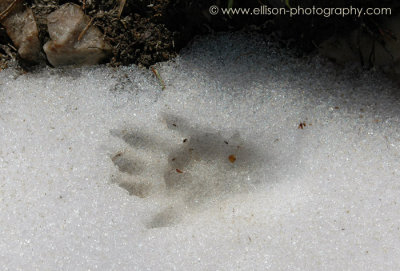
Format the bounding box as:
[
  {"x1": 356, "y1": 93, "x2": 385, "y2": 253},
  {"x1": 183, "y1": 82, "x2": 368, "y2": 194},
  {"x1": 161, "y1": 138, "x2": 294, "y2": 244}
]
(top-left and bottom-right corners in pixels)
[
  {"x1": 78, "y1": 17, "x2": 94, "y2": 41},
  {"x1": 0, "y1": 0, "x2": 18, "y2": 21},
  {"x1": 311, "y1": 40, "x2": 320, "y2": 49},
  {"x1": 117, "y1": 0, "x2": 126, "y2": 18},
  {"x1": 7, "y1": 43, "x2": 17, "y2": 51},
  {"x1": 151, "y1": 66, "x2": 166, "y2": 90},
  {"x1": 0, "y1": 44, "x2": 16, "y2": 60}
]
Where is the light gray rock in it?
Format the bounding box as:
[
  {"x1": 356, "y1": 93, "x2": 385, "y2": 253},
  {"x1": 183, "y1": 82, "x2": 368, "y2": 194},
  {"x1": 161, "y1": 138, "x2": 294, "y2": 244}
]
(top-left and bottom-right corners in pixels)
[
  {"x1": 0, "y1": 0, "x2": 41, "y2": 63},
  {"x1": 43, "y1": 3, "x2": 112, "y2": 67}
]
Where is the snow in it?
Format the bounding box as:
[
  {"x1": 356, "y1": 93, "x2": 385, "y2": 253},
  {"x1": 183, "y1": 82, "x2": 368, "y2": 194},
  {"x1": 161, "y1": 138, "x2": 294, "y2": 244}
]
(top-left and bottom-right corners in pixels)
[{"x1": 1, "y1": 32, "x2": 400, "y2": 270}]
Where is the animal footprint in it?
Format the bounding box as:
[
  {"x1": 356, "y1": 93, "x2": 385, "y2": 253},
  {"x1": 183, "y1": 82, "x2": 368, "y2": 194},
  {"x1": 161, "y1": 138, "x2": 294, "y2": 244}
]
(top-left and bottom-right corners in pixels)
[{"x1": 110, "y1": 113, "x2": 261, "y2": 228}]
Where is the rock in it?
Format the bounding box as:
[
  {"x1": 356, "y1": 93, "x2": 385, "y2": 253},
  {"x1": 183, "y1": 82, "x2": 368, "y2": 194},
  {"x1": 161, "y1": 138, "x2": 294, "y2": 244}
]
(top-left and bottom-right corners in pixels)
[
  {"x1": 319, "y1": 14, "x2": 400, "y2": 74},
  {"x1": 0, "y1": 0, "x2": 41, "y2": 63},
  {"x1": 43, "y1": 3, "x2": 112, "y2": 67}
]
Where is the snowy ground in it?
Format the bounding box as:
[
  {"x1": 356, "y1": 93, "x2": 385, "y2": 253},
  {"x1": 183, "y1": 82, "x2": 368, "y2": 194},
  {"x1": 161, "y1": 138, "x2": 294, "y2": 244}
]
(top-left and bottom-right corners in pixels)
[{"x1": 1, "y1": 33, "x2": 400, "y2": 270}]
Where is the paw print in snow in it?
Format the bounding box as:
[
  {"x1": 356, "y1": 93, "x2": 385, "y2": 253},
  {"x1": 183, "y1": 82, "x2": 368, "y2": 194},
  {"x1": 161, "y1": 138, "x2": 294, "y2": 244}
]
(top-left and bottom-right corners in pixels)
[{"x1": 110, "y1": 113, "x2": 261, "y2": 228}]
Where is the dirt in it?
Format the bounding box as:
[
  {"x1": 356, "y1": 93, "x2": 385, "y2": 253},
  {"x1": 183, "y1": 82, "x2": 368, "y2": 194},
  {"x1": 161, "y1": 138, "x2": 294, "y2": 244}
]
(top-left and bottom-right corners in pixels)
[{"x1": 1, "y1": 0, "x2": 399, "y2": 68}]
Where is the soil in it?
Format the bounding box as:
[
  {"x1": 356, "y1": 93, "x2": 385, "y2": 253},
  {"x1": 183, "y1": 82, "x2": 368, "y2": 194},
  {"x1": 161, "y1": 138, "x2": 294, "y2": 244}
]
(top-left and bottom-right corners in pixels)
[{"x1": 1, "y1": 0, "x2": 399, "y2": 68}]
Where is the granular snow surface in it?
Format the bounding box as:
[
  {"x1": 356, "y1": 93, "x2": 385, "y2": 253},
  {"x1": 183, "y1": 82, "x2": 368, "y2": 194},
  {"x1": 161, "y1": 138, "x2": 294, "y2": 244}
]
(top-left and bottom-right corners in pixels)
[{"x1": 0, "y1": 33, "x2": 400, "y2": 270}]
